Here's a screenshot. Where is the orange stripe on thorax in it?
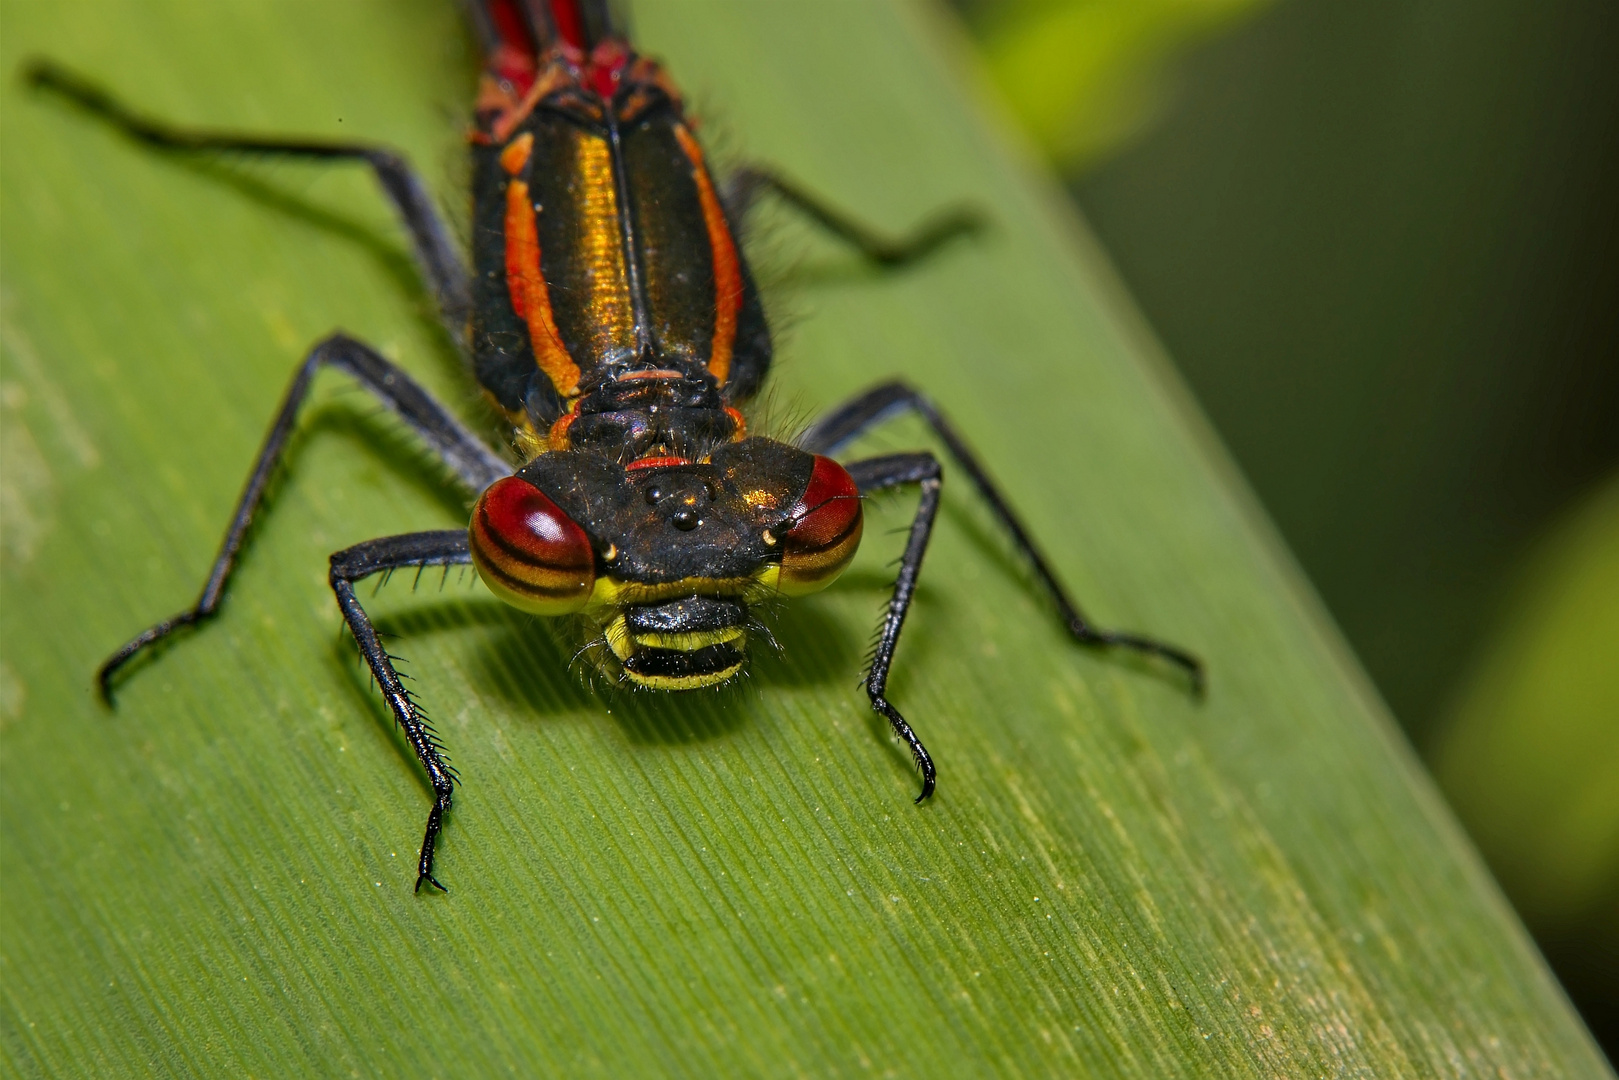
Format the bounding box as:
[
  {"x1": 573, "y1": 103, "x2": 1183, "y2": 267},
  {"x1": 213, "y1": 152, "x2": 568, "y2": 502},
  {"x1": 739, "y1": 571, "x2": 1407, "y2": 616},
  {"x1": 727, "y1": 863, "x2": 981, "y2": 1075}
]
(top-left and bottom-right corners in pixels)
[
  {"x1": 673, "y1": 124, "x2": 742, "y2": 387},
  {"x1": 501, "y1": 133, "x2": 582, "y2": 398}
]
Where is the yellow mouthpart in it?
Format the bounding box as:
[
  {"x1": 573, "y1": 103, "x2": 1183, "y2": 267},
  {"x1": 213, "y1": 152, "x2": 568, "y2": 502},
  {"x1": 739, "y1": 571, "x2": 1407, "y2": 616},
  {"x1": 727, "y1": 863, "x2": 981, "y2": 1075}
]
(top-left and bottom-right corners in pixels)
[{"x1": 604, "y1": 615, "x2": 746, "y2": 663}]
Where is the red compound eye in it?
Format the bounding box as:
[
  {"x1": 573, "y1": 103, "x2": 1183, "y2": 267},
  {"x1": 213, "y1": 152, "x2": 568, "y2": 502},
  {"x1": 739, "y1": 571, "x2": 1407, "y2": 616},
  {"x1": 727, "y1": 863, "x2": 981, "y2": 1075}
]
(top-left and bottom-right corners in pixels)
[
  {"x1": 777, "y1": 456, "x2": 863, "y2": 596},
  {"x1": 469, "y1": 476, "x2": 595, "y2": 615}
]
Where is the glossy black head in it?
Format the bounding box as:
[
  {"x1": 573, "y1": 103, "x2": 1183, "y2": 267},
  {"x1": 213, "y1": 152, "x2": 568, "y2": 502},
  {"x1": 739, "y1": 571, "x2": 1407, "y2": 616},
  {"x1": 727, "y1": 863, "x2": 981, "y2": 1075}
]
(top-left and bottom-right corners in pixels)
[{"x1": 469, "y1": 438, "x2": 864, "y2": 689}]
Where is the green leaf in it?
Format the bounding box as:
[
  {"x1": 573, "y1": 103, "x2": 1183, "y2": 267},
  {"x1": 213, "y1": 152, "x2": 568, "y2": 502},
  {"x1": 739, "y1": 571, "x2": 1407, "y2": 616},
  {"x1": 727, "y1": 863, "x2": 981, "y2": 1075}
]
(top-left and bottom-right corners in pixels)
[
  {"x1": 1432, "y1": 473, "x2": 1619, "y2": 946},
  {"x1": 966, "y1": 0, "x2": 1276, "y2": 168},
  {"x1": 0, "y1": 1, "x2": 1606, "y2": 1076}
]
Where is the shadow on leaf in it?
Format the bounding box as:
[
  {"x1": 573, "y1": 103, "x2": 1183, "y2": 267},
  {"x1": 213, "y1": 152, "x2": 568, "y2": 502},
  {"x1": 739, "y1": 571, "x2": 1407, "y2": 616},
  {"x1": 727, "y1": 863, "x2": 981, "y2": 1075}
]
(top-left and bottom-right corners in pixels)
[{"x1": 340, "y1": 589, "x2": 870, "y2": 766}]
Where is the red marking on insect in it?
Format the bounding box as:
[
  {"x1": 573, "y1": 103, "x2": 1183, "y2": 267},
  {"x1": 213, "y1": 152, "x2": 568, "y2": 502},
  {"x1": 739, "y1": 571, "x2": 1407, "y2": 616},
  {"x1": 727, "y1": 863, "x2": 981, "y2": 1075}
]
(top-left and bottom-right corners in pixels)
[
  {"x1": 487, "y1": 0, "x2": 538, "y2": 94},
  {"x1": 586, "y1": 39, "x2": 631, "y2": 100},
  {"x1": 479, "y1": 477, "x2": 589, "y2": 562},
  {"x1": 625, "y1": 456, "x2": 692, "y2": 472},
  {"x1": 468, "y1": 476, "x2": 595, "y2": 614},
  {"x1": 773, "y1": 456, "x2": 864, "y2": 596},
  {"x1": 548, "y1": 0, "x2": 586, "y2": 51},
  {"x1": 786, "y1": 457, "x2": 861, "y2": 549}
]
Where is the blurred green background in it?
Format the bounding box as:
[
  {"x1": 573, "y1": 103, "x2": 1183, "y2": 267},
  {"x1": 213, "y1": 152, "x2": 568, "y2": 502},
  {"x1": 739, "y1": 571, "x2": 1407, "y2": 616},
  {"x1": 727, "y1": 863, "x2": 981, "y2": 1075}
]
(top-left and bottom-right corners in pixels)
[{"x1": 952, "y1": 0, "x2": 1619, "y2": 1054}]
